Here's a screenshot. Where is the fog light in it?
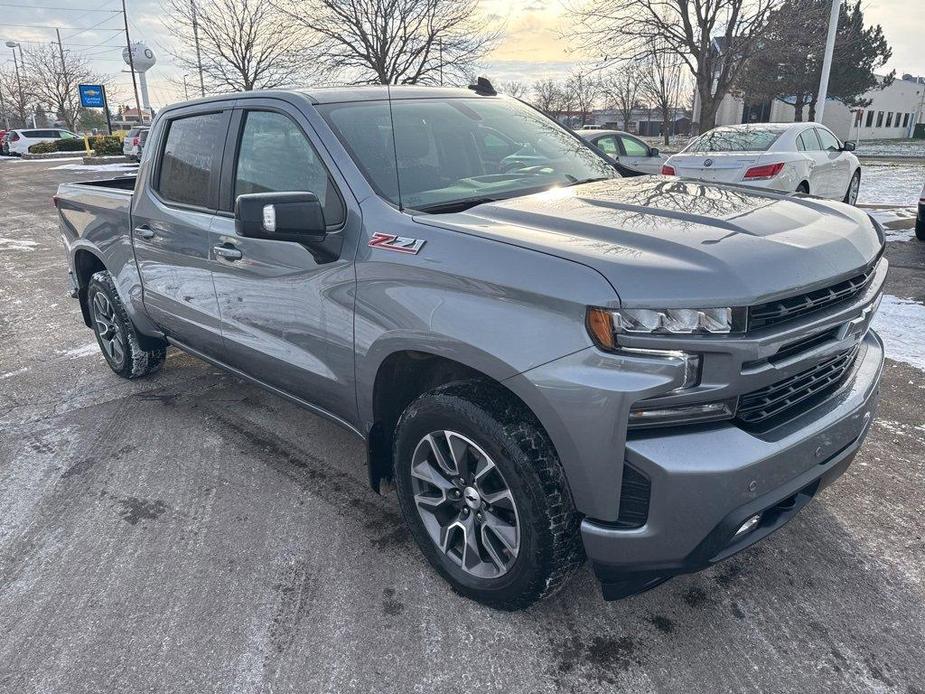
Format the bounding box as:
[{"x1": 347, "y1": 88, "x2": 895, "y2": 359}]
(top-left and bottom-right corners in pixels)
[
  {"x1": 734, "y1": 514, "x2": 761, "y2": 537},
  {"x1": 628, "y1": 398, "x2": 736, "y2": 428}
]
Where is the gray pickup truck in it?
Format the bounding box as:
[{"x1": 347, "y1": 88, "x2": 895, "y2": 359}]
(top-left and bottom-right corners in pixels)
[{"x1": 55, "y1": 84, "x2": 886, "y2": 610}]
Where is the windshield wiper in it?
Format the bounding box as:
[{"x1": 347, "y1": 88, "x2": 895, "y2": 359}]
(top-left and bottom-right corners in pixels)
[{"x1": 412, "y1": 195, "x2": 506, "y2": 214}]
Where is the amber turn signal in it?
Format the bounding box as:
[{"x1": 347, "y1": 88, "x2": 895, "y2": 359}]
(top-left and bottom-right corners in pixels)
[{"x1": 586, "y1": 307, "x2": 615, "y2": 350}]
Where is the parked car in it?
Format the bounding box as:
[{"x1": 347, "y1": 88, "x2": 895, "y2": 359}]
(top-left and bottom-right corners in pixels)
[
  {"x1": 579, "y1": 129, "x2": 666, "y2": 175},
  {"x1": 123, "y1": 126, "x2": 149, "y2": 161},
  {"x1": 54, "y1": 86, "x2": 885, "y2": 609},
  {"x1": 662, "y1": 123, "x2": 862, "y2": 204},
  {"x1": 0, "y1": 130, "x2": 11, "y2": 156},
  {"x1": 5, "y1": 128, "x2": 81, "y2": 156},
  {"x1": 917, "y1": 181, "x2": 925, "y2": 241}
]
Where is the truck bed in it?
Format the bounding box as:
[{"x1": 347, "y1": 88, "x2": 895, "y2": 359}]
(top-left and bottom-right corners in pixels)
[{"x1": 55, "y1": 177, "x2": 135, "y2": 244}]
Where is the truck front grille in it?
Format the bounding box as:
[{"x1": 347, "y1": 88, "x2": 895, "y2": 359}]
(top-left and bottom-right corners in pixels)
[
  {"x1": 748, "y1": 265, "x2": 876, "y2": 331},
  {"x1": 736, "y1": 345, "x2": 860, "y2": 427}
]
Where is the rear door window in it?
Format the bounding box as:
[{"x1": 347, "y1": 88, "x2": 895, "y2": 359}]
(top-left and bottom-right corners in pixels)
[
  {"x1": 798, "y1": 130, "x2": 822, "y2": 151},
  {"x1": 158, "y1": 112, "x2": 226, "y2": 208},
  {"x1": 594, "y1": 135, "x2": 620, "y2": 156}
]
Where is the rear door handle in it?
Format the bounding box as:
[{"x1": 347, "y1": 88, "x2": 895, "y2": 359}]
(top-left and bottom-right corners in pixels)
[
  {"x1": 214, "y1": 245, "x2": 243, "y2": 261},
  {"x1": 135, "y1": 226, "x2": 155, "y2": 239}
]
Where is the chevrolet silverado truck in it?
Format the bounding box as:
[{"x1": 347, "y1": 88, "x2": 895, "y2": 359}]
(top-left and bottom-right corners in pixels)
[{"x1": 54, "y1": 84, "x2": 886, "y2": 610}]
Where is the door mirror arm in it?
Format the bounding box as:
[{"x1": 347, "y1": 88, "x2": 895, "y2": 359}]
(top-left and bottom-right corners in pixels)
[{"x1": 649, "y1": 148, "x2": 660, "y2": 157}]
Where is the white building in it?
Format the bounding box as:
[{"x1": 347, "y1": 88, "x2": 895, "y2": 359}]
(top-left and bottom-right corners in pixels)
[{"x1": 703, "y1": 74, "x2": 925, "y2": 140}]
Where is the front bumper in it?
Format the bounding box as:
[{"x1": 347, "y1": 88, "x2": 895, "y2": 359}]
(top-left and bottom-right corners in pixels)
[{"x1": 582, "y1": 329, "x2": 883, "y2": 600}]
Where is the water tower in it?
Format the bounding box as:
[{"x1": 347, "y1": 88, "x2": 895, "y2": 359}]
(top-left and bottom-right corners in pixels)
[{"x1": 122, "y1": 41, "x2": 156, "y2": 114}]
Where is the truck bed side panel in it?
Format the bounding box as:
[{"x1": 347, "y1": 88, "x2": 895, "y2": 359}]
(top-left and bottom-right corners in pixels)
[{"x1": 56, "y1": 180, "x2": 162, "y2": 338}]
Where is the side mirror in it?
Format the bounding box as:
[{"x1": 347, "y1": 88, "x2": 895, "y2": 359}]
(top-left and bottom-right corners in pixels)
[
  {"x1": 842, "y1": 141, "x2": 856, "y2": 151},
  {"x1": 235, "y1": 192, "x2": 326, "y2": 242},
  {"x1": 650, "y1": 148, "x2": 660, "y2": 157}
]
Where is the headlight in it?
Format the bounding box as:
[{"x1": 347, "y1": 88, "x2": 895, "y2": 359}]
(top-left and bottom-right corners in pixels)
[{"x1": 587, "y1": 306, "x2": 745, "y2": 349}]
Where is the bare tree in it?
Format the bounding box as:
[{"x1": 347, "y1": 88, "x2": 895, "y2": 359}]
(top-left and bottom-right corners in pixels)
[
  {"x1": 0, "y1": 67, "x2": 32, "y2": 129},
  {"x1": 565, "y1": 0, "x2": 779, "y2": 132},
  {"x1": 640, "y1": 42, "x2": 685, "y2": 144},
  {"x1": 500, "y1": 80, "x2": 529, "y2": 99},
  {"x1": 601, "y1": 66, "x2": 643, "y2": 131},
  {"x1": 22, "y1": 45, "x2": 103, "y2": 131},
  {"x1": 164, "y1": 0, "x2": 315, "y2": 92},
  {"x1": 275, "y1": 0, "x2": 499, "y2": 86},
  {"x1": 531, "y1": 78, "x2": 563, "y2": 117},
  {"x1": 566, "y1": 72, "x2": 599, "y2": 126}
]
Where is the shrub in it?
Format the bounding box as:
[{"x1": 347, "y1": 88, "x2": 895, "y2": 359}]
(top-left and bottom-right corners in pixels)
[
  {"x1": 90, "y1": 135, "x2": 123, "y2": 156},
  {"x1": 28, "y1": 141, "x2": 57, "y2": 154},
  {"x1": 57, "y1": 137, "x2": 89, "y2": 152}
]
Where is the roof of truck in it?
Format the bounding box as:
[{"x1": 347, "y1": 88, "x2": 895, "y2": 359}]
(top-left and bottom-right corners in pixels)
[{"x1": 160, "y1": 85, "x2": 501, "y2": 113}]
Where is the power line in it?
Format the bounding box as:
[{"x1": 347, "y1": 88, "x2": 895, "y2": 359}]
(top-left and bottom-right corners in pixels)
[
  {"x1": 0, "y1": 2, "x2": 119, "y2": 9},
  {"x1": 61, "y1": 11, "x2": 123, "y2": 40}
]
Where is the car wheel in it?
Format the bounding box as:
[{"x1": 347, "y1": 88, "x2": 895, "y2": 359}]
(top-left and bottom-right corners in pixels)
[
  {"x1": 796, "y1": 181, "x2": 810, "y2": 195},
  {"x1": 916, "y1": 213, "x2": 925, "y2": 242},
  {"x1": 844, "y1": 170, "x2": 861, "y2": 205},
  {"x1": 393, "y1": 380, "x2": 584, "y2": 610},
  {"x1": 88, "y1": 270, "x2": 166, "y2": 379}
]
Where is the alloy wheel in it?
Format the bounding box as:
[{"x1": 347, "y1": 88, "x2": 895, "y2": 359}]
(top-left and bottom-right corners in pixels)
[
  {"x1": 92, "y1": 291, "x2": 125, "y2": 367},
  {"x1": 848, "y1": 174, "x2": 860, "y2": 205},
  {"x1": 409, "y1": 430, "x2": 520, "y2": 579}
]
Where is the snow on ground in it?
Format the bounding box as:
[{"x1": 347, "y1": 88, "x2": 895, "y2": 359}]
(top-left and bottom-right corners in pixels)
[
  {"x1": 858, "y1": 163, "x2": 924, "y2": 206},
  {"x1": 0, "y1": 238, "x2": 40, "y2": 251},
  {"x1": 866, "y1": 208, "x2": 919, "y2": 241},
  {"x1": 873, "y1": 295, "x2": 925, "y2": 372},
  {"x1": 856, "y1": 139, "x2": 925, "y2": 158},
  {"x1": 50, "y1": 162, "x2": 138, "y2": 173}
]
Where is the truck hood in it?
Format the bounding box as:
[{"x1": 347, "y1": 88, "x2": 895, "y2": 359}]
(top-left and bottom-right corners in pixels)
[{"x1": 415, "y1": 177, "x2": 882, "y2": 307}]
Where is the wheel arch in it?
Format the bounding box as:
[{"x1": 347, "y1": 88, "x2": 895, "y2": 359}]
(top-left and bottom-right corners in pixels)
[
  {"x1": 365, "y1": 347, "x2": 564, "y2": 495},
  {"x1": 73, "y1": 248, "x2": 107, "y2": 327}
]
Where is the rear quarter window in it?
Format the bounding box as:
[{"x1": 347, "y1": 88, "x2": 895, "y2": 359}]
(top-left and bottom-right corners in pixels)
[{"x1": 157, "y1": 112, "x2": 225, "y2": 208}]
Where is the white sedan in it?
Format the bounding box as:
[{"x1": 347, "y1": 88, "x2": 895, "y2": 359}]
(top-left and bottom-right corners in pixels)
[{"x1": 661, "y1": 123, "x2": 862, "y2": 204}]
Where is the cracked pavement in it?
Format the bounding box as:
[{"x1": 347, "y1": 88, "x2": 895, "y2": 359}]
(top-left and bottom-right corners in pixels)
[{"x1": 0, "y1": 158, "x2": 923, "y2": 693}]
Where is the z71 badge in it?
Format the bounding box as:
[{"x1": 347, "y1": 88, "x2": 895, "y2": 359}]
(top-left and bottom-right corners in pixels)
[{"x1": 368, "y1": 232, "x2": 426, "y2": 254}]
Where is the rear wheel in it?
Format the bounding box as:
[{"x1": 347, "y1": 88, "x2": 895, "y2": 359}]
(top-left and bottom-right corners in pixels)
[
  {"x1": 393, "y1": 381, "x2": 584, "y2": 610},
  {"x1": 796, "y1": 181, "x2": 810, "y2": 194},
  {"x1": 88, "y1": 270, "x2": 166, "y2": 379},
  {"x1": 844, "y1": 170, "x2": 861, "y2": 205}
]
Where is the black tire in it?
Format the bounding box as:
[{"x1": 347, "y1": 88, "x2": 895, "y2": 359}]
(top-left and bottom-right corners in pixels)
[
  {"x1": 843, "y1": 170, "x2": 861, "y2": 205},
  {"x1": 796, "y1": 181, "x2": 810, "y2": 194},
  {"x1": 916, "y1": 218, "x2": 925, "y2": 242},
  {"x1": 393, "y1": 380, "x2": 584, "y2": 610},
  {"x1": 87, "y1": 270, "x2": 166, "y2": 379}
]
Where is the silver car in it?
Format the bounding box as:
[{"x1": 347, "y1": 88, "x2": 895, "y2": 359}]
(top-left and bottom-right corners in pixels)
[{"x1": 579, "y1": 129, "x2": 666, "y2": 175}]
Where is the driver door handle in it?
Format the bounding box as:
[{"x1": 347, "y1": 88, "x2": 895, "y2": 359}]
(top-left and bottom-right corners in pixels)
[
  {"x1": 135, "y1": 226, "x2": 155, "y2": 239},
  {"x1": 214, "y1": 244, "x2": 243, "y2": 261}
]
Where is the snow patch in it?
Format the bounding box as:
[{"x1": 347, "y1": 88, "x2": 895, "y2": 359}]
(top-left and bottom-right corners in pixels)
[
  {"x1": 59, "y1": 343, "x2": 100, "y2": 359},
  {"x1": 50, "y1": 162, "x2": 138, "y2": 173},
  {"x1": 857, "y1": 164, "x2": 925, "y2": 206},
  {"x1": 0, "y1": 238, "x2": 39, "y2": 251},
  {"x1": 872, "y1": 295, "x2": 925, "y2": 371},
  {"x1": 0, "y1": 367, "x2": 28, "y2": 381}
]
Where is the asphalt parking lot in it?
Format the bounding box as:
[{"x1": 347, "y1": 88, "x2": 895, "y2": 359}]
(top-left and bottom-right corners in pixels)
[{"x1": 1, "y1": 158, "x2": 924, "y2": 694}]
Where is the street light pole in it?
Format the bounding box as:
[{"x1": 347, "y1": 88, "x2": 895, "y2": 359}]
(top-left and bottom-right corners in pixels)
[
  {"x1": 815, "y1": 0, "x2": 840, "y2": 123},
  {"x1": 5, "y1": 42, "x2": 26, "y2": 128}
]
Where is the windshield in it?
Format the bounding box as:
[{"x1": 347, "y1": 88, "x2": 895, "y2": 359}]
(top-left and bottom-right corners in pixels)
[
  {"x1": 683, "y1": 128, "x2": 783, "y2": 153},
  {"x1": 319, "y1": 97, "x2": 616, "y2": 212}
]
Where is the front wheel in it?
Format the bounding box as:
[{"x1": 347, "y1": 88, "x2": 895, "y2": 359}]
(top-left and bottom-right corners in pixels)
[
  {"x1": 88, "y1": 270, "x2": 166, "y2": 379},
  {"x1": 844, "y1": 170, "x2": 861, "y2": 205},
  {"x1": 393, "y1": 381, "x2": 584, "y2": 610}
]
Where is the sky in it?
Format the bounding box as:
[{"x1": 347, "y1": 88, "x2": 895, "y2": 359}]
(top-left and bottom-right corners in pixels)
[{"x1": 1, "y1": 0, "x2": 923, "y2": 110}]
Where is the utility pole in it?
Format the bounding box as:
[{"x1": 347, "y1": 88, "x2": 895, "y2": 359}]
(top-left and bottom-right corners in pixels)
[
  {"x1": 121, "y1": 0, "x2": 143, "y2": 120},
  {"x1": 191, "y1": 0, "x2": 205, "y2": 97},
  {"x1": 438, "y1": 39, "x2": 443, "y2": 86},
  {"x1": 815, "y1": 0, "x2": 841, "y2": 123}
]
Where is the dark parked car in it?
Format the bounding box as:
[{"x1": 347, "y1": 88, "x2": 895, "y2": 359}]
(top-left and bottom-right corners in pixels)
[
  {"x1": 917, "y1": 181, "x2": 925, "y2": 241},
  {"x1": 53, "y1": 86, "x2": 885, "y2": 609}
]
